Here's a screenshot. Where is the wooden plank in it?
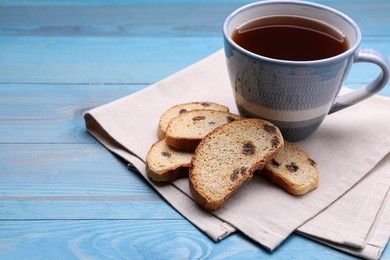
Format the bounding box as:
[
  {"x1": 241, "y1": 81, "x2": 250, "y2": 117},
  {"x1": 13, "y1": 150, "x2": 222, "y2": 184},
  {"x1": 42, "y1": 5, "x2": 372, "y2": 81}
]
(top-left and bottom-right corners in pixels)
[
  {"x1": 0, "y1": 200, "x2": 180, "y2": 220},
  {"x1": 0, "y1": 36, "x2": 222, "y2": 84},
  {"x1": 0, "y1": 3, "x2": 248, "y2": 37},
  {"x1": 0, "y1": 143, "x2": 181, "y2": 219},
  {"x1": 0, "y1": 84, "x2": 143, "y2": 143},
  {"x1": 1, "y1": 36, "x2": 389, "y2": 86},
  {"x1": 1, "y1": 0, "x2": 387, "y2": 4},
  {"x1": 0, "y1": 2, "x2": 389, "y2": 85},
  {"x1": 0, "y1": 143, "x2": 127, "y2": 174},
  {"x1": 0, "y1": 2, "x2": 388, "y2": 37},
  {"x1": 0, "y1": 144, "x2": 146, "y2": 193},
  {"x1": 0, "y1": 220, "x2": 358, "y2": 259},
  {"x1": 0, "y1": 147, "x2": 141, "y2": 191},
  {"x1": 0, "y1": 0, "x2": 255, "y2": 5}
]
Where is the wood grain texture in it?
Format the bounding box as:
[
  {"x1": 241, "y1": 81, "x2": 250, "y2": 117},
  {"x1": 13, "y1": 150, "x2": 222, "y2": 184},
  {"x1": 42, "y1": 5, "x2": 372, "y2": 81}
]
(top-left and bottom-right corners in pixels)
[
  {"x1": 0, "y1": 84, "x2": 144, "y2": 142},
  {"x1": 1, "y1": 0, "x2": 389, "y2": 259},
  {"x1": 0, "y1": 36, "x2": 222, "y2": 84},
  {"x1": 0, "y1": 220, "x2": 357, "y2": 259},
  {"x1": 0, "y1": 143, "x2": 181, "y2": 220},
  {"x1": 0, "y1": 1, "x2": 389, "y2": 85},
  {"x1": 0, "y1": 4, "x2": 243, "y2": 37},
  {"x1": 0, "y1": 1, "x2": 388, "y2": 37},
  {"x1": 1, "y1": 37, "x2": 390, "y2": 87}
]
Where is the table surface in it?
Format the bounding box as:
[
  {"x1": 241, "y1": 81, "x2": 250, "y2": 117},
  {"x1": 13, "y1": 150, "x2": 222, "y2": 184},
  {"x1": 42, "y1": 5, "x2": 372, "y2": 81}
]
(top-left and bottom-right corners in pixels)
[{"x1": 1, "y1": 0, "x2": 389, "y2": 259}]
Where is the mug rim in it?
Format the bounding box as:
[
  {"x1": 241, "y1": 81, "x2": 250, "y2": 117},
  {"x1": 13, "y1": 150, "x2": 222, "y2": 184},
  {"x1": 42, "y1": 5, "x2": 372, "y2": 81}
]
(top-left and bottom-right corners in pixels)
[{"x1": 223, "y1": 0, "x2": 362, "y2": 65}]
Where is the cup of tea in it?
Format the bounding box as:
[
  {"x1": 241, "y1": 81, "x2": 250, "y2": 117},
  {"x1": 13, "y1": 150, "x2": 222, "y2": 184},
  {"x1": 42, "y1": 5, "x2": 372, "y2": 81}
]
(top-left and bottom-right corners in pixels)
[{"x1": 223, "y1": 0, "x2": 389, "y2": 141}]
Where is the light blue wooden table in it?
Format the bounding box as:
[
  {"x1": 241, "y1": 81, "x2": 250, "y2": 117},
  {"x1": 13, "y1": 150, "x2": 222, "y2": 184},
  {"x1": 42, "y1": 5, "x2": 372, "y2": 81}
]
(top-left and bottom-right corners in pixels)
[{"x1": 1, "y1": 0, "x2": 389, "y2": 259}]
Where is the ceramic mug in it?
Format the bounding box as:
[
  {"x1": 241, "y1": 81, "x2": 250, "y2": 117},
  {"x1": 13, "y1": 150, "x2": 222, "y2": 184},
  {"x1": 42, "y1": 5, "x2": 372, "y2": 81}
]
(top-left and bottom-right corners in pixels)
[{"x1": 223, "y1": 0, "x2": 389, "y2": 141}]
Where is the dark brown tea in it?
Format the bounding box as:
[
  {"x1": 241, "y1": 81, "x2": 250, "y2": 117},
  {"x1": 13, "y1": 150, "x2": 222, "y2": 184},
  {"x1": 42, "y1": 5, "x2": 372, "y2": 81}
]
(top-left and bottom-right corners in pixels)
[{"x1": 232, "y1": 16, "x2": 349, "y2": 61}]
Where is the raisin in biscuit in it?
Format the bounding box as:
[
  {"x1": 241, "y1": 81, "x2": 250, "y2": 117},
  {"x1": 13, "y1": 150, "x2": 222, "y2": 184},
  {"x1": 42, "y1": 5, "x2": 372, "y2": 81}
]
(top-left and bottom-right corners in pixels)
[
  {"x1": 189, "y1": 119, "x2": 284, "y2": 211},
  {"x1": 165, "y1": 110, "x2": 241, "y2": 152},
  {"x1": 158, "y1": 102, "x2": 229, "y2": 139},
  {"x1": 261, "y1": 141, "x2": 318, "y2": 195},
  {"x1": 146, "y1": 139, "x2": 193, "y2": 182}
]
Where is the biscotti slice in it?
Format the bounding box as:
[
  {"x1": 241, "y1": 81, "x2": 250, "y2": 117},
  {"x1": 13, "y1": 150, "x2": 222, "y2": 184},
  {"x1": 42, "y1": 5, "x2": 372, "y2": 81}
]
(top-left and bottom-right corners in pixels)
[
  {"x1": 189, "y1": 119, "x2": 284, "y2": 211},
  {"x1": 261, "y1": 141, "x2": 318, "y2": 195},
  {"x1": 165, "y1": 110, "x2": 241, "y2": 152},
  {"x1": 158, "y1": 102, "x2": 229, "y2": 139},
  {"x1": 146, "y1": 139, "x2": 193, "y2": 182}
]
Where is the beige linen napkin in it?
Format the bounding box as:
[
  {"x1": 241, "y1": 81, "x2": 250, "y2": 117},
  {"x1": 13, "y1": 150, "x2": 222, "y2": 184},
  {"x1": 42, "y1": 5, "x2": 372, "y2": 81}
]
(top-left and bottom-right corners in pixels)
[
  {"x1": 84, "y1": 50, "x2": 390, "y2": 259},
  {"x1": 298, "y1": 153, "x2": 390, "y2": 259}
]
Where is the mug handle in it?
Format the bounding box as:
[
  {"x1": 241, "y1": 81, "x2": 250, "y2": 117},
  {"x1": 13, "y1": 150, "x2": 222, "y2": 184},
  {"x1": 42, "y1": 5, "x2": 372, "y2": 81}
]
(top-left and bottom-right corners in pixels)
[{"x1": 329, "y1": 48, "x2": 390, "y2": 114}]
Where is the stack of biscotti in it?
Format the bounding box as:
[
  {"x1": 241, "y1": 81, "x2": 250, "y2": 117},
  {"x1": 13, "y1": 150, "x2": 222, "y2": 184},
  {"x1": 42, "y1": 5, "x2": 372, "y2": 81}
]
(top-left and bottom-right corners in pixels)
[
  {"x1": 146, "y1": 102, "x2": 319, "y2": 211},
  {"x1": 147, "y1": 102, "x2": 241, "y2": 182}
]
